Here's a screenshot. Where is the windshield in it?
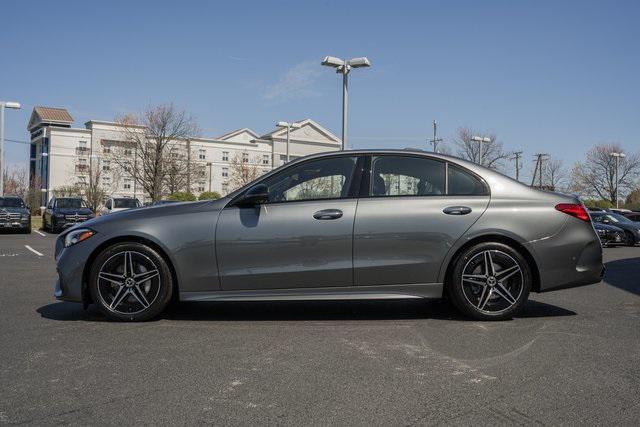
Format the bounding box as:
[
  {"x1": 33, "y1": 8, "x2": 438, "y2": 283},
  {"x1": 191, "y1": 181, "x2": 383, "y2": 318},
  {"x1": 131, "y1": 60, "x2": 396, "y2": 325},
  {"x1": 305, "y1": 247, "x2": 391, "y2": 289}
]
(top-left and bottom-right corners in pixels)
[
  {"x1": 114, "y1": 199, "x2": 140, "y2": 208},
  {"x1": 0, "y1": 198, "x2": 25, "y2": 208},
  {"x1": 56, "y1": 199, "x2": 87, "y2": 209},
  {"x1": 606, "y1": 213, "x2": 632, "y2": 224}
]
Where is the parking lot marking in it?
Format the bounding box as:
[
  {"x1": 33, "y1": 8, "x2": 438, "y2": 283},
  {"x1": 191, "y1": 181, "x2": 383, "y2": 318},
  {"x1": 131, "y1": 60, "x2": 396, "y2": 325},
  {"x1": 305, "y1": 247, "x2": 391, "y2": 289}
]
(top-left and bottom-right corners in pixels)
[
  {"x1": 34, "y1": 230, "x2": 46, "y2": 237},
  {"x1": 24, "y1": 245, "x2": 44, "y2": 257}
]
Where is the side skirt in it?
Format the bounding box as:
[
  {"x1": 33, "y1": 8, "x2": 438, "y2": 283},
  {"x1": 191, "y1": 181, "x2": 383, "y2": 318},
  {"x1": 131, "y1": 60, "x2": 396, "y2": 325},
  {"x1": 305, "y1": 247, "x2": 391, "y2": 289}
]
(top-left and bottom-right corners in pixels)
[{"x1": 180, "y1": 283, "x2": 443, "y2": 302}]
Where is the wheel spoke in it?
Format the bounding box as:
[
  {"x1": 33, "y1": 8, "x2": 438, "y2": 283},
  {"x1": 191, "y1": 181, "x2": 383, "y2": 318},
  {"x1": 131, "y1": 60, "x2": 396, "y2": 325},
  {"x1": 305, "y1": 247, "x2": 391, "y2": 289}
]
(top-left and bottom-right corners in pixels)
[
  {"x1": 130, "y1": 285, "x2": 150, "y2": 308},
  {"x1": 124, "y1": 251, "x2": 135, "y2": 277},
  {"x1": 99, "y1": 272, "x2": 125, "y2": 286},
  {"x1": 494, "y1": 283, "x2": 517, "y2": 305},
  {"x1": 495, "y1": 264, "x2": 520, "y2": 280},
  {"x1": 462, "y1": 275, "x2": 487, "y2": 286},
  {"x1": 484, "y1": 251, "x2": 496, "y2": 276},
  {"x1": 135, "y1": 269, "x2": 159, "y2": 284},
  {"x1": 478, "y1": 287, "x2": 492, "y2": 310},
  {"x1": 110, "y1": 286, "x2": 129, "y2": 310}
]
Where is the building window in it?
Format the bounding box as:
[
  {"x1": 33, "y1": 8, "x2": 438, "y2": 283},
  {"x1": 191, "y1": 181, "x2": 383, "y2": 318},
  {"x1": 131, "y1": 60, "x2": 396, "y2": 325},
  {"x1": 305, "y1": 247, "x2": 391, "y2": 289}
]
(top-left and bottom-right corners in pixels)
[
  {"x1": 78, "y1": 158, "x2": 87, "y2": 165},
  {"x1": 221, "y1": 183, "x2": 229, "y2": 194},
  {"x1": 222, "y1": 167, "x2": 229, "y2": 178},
  {"x1": 198, "y1": 149, "x2": 206, "y2": 160},
  {"x1": 222, "y1": 151, "x2": 229, "y2": 161},
  {"x1": 124, "y1": 179, "x2": 132, "y2": 190},
  {"x1": 77, "y1": 140, "x2": 88, "y2": 153},
  {"x1": 242, "y1": 152, "x2": 249, "y2": 163},
  {"x1": 262, "y1": 155, "x2": 270, "y2": 165},
  {"x1": 197, "y1": 181, "x2": 205, "y2": 192},
  {"x1": 103, "y1": 145, "x2": 111, "y2": 154},
  {"x1": 124, "y1": 148, "x2": 133, "y2": 156},
  {"x1": 102, "y1": 177, "x2": 111, "y2": 188},
  {"x1": 102, "y1": 160, "x2": 110, "y2": 171}
]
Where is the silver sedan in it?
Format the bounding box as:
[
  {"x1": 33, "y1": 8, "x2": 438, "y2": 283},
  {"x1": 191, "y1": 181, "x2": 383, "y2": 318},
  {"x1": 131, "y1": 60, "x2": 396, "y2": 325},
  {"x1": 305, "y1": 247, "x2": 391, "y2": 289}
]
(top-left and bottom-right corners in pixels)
[{"x1": 53, "y1": 150, "x2": 603, "y2": 321}]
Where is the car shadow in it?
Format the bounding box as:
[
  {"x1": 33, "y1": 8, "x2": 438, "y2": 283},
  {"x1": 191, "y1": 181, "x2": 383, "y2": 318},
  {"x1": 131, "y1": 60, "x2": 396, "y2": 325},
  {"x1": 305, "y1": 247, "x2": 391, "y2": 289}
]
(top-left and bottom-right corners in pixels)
[
  {"x1": 604, "y1": 257, "x2": 640, "y2": 296},
  {"x1": 37, "y1": 298, "x2": 575, "y2": 323}
]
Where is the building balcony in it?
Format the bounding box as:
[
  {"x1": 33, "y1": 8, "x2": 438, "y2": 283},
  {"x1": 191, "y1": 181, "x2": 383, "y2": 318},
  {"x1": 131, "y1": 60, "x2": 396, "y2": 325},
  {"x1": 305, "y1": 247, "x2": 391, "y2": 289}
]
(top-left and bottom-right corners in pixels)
[
  {"x1": 75, "y1": 164, "x2": 89, "y2": 173},
  {"x1": 76, "y1": 147, "x2": 91, "y2": 155}
]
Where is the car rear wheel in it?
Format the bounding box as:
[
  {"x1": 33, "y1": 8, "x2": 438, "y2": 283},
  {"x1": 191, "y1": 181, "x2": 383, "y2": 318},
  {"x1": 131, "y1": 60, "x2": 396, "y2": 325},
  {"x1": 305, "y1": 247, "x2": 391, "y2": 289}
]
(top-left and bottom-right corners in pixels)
[
  {"x1": 88, "y1": 242, "x2": 173, "y2": 321},
  {"x1": 624, "y1": 231, "x2": 636, "y2": 247},
  {"x1": 448, "y1": 242, "x2": 531, "y2": 321}
]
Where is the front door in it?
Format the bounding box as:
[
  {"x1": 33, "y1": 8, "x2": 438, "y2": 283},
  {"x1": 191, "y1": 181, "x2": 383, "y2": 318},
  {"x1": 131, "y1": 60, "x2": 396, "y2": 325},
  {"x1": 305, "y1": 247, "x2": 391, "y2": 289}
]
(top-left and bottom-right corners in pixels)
[
  {"x1": 354, "y1": 155, "x2": 490, "y2": 286},
  {"x1": 216, "y1": 155, "x2": 362, "y2": 291}
]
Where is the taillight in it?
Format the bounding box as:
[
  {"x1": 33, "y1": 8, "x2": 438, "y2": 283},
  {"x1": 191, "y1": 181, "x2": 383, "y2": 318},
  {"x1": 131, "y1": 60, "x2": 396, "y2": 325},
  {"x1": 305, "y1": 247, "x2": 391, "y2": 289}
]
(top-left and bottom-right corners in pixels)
[{"x1": 555, "y1": 203, "x2": 591, "y2": 222}]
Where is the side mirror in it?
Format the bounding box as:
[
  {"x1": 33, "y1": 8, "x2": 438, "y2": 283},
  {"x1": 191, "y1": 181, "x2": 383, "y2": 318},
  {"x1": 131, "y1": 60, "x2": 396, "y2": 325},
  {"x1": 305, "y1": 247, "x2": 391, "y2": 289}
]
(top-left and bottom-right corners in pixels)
[{"x1": 236, "y1": 184, "x2": 269, "y2": 207}]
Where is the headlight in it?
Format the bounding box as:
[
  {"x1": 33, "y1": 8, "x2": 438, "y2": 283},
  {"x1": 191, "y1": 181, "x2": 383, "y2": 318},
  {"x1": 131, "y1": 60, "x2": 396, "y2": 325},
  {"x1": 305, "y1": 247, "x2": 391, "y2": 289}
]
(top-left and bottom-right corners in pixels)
[
  {"x1": 64, "y1": 228, "x2": 96, "y2": 247},
  {"x1": 22, "y1": 213, "x2": 30, "y2": 220}
]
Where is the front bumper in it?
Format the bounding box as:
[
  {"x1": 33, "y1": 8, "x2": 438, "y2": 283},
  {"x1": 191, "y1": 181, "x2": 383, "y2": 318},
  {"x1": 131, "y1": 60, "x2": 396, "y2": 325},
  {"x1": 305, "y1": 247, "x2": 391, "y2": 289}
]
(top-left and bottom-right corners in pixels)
[{"x1": 0, "y1": 219, "x2": 30, "y2": 229}]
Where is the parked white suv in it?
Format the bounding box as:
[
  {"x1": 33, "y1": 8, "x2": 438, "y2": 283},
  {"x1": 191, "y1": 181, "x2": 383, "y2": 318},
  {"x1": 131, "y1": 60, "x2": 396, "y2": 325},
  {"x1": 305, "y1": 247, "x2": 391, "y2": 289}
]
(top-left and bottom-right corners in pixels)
[{"x1": 102, "y1": 197, "x2": 141, "y2": 215}]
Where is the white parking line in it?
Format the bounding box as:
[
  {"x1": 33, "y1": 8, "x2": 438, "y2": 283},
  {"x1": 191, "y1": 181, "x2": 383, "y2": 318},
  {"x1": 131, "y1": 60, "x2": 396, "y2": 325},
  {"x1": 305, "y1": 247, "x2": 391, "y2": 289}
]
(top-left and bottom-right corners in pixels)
[
  {"x1": 25, "y1": 245, "x2": 44, "y2": 257},
  {"x1": 34, "y1": 230, "x2": 46, "y2": 237}
]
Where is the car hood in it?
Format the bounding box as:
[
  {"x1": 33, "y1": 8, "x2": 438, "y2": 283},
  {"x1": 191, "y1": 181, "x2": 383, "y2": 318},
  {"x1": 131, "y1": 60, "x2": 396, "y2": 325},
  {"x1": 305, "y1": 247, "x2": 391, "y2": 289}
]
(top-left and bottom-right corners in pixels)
[
  {"x1": 55, "y1": 208, "x2": 94, "y2": 215},
  {"x1": 0, "y1": 207, "x2": 29, "y2": 215},
  {"x1": 81, "y1": 198, "x2": 230, "y2": 231}
]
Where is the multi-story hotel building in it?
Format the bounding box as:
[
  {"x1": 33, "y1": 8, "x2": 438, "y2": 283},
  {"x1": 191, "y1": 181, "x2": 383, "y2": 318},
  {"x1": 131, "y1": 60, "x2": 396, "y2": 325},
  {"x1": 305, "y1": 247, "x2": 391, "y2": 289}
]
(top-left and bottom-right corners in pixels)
[{"x1": 28, "y1": 107, "x2": 341, "y2": 206}]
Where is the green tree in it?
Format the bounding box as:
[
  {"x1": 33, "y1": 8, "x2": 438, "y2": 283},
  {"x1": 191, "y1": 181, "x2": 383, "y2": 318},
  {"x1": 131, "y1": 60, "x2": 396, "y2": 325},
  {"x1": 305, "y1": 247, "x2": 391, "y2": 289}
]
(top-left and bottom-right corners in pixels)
[
  {"x1": 167, "y1": 192, "x2": 197, "y2": 201},
  {"x1": 198, "y1": 191, "x2": 221, "y2": 200},
  {"x1": 624, "y1": 188, "x2": 640, "y2": 209},
  {"x1": 583, "y1": 199, "x2": 613, "y2": 209}
]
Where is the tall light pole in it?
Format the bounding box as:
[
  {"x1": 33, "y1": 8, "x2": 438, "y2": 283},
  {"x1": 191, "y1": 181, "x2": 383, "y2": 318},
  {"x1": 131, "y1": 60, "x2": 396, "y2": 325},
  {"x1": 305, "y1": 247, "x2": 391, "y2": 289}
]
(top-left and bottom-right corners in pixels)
[
  {"x1": 471, "y1": 136, "x2": 491, "y2": 166},
  {"x1": 321, "y1": 56, "x2": 371, "y2": 150},
  {"x1": 276, "y1": 121, "x2": 301, "y2": 164},
  {"x1": 611, "y1": 152, "x2": 626, "y2": 208},
  {"x1": 0, "y1": 101, "x2": 22, "y2": 195}
]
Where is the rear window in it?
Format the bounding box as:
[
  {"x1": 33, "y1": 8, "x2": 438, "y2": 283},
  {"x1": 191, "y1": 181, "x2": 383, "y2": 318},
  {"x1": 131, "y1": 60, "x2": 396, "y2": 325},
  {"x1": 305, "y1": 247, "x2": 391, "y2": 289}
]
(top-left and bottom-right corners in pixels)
[
  {"x1": 447, "y1": 165, "x2": 488, "y2": 196},
  {"x1": 114, "y1": 199, "x2": 139, "y2": 208}
]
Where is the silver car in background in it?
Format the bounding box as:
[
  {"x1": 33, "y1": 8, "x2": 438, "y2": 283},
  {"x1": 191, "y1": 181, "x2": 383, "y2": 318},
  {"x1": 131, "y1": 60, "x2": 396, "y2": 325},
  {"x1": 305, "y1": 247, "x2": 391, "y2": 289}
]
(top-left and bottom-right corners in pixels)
[{"x1": 53, "y1": 150, "x2": 603, "y2": 321}]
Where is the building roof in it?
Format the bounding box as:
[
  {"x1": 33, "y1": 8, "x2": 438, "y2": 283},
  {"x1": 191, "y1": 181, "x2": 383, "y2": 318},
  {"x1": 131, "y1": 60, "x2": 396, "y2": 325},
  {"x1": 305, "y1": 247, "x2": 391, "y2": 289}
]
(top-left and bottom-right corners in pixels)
[
  {"x1": 216, "y1": 128, "x2": 260, "y2": 141},
  {"x1": 260, "y1": 118, "x2": 341, "y2": 144},
  {"x1": 28, "y1": 107, "x2": 74, "y2": 131}
]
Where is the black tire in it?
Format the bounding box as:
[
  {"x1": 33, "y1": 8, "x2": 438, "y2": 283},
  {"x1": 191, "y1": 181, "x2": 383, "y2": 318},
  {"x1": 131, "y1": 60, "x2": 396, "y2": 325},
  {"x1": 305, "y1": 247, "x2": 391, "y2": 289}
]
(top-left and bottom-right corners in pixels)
[
  {"x1": 447, "y1": 242, "x2": 532, "y2": 321},
  {"x1": 42, "y1": 216, "x2": 48, "y2": 232},
  {"x1": 88, "y1": 242, "x2": 173, "y2": 321},
  {"x1": 23, "y1": 225, "x2": 31, "y2": 234},
  {"x1": 624, "y1": 232, "x2": 636, "y2": 247}
]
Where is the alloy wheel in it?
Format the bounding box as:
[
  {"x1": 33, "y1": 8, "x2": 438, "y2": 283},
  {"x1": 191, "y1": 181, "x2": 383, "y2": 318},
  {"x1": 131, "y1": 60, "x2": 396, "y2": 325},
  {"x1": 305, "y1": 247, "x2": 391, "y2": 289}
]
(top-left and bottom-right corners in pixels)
[
  {"x1": 97, "y1": 251, "x2": 162, "y2": 315},
  {"x1": 461, "y1": 249, "x2": 524, "y2": 314}
]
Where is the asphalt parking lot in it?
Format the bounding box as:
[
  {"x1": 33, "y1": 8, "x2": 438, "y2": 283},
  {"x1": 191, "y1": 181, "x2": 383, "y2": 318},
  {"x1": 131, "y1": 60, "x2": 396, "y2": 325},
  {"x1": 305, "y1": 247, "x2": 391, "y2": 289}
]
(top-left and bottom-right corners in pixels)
[{"x1": 0, "y1": 231, "x2": 639, "y2": 426}]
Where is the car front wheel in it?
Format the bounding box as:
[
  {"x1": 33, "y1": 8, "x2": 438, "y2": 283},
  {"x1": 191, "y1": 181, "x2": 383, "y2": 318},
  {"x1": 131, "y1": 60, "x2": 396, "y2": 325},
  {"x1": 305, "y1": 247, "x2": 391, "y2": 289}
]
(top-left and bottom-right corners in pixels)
[
  {"x1": 448, "y1": 242, "x2": 532, "y2": 321},
  {"x1": 88, "y1": 242, "x2": 173, "y2": 321}
]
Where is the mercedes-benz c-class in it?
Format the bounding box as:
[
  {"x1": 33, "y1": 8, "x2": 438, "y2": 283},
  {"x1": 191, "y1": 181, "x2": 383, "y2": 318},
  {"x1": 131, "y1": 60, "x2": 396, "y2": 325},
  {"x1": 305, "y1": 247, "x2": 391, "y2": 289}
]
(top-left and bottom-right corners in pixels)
[{"x1": 53, "y1": 150, "x2": 603, "y2": 321}]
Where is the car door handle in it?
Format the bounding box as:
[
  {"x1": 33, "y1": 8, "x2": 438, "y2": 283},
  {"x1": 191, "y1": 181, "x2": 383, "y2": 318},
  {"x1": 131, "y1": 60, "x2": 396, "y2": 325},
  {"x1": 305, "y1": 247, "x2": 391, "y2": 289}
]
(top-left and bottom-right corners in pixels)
[
  {"x1": 313, "y1": 209, "x2": 343, "y2": 220},
  {"x1": 443, "y1": 206, "x2": 472, "y2": 215}
]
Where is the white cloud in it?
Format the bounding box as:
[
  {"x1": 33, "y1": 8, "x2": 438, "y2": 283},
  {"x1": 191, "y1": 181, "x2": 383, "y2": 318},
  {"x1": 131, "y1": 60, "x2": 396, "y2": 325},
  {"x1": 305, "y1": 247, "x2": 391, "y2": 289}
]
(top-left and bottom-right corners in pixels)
[{"x1": 264, "y1": 61, "x2": 322, "y2": 103}]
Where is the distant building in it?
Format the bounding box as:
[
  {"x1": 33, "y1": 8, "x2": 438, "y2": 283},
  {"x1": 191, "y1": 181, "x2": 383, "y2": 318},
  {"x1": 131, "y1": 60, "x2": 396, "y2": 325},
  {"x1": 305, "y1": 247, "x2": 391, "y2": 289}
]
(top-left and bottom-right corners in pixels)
[{"x1": 28, "y1": 107, "x2": 341, "y2": 206}]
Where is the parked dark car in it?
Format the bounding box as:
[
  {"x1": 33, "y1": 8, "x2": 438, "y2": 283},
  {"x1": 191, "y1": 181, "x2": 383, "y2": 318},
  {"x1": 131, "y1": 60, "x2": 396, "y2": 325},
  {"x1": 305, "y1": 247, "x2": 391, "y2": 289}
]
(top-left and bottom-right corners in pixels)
[
  {"x1": 590, "y1": 212, "x2": 640, "y2": 246},
  {"x1": 43, "y1": 197, "x2": 94, "y2": 233},
  {"x1": 53, "y1": 150, "x2": 603, "y2": 322},
  {"x1": 0, "y1": 196, "x2": 31, "y2": 233},
  {"x1": 150, "y1": 200, "x2": 180, "y2": 206},
  {"x1": 593, "y1": 222, "x2": 625, "y2": 247}
]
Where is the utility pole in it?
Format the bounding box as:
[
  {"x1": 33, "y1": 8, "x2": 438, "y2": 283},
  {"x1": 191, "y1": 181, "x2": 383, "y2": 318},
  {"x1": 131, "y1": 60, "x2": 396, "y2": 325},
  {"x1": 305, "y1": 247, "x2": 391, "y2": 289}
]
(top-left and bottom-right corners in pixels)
[
  {"x1": 531, "y1": 153, "x2": 549, "y2": 189},
  {"x1": 512, "y1": 151, "x2": 523, "y2": 182},
  {"x1": 610, "y1": 152, "x2": 626, "y2": 208},
  {"x1": 428, "y1": 120, "x2": 443, "y2": 152}
]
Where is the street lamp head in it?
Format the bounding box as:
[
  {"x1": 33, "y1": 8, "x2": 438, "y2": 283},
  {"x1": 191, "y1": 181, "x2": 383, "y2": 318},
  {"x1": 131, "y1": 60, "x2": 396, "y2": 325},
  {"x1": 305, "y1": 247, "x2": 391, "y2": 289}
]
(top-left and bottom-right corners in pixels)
[
  {"x1": 276, "y1": 121, "x2": 289, "y2": 127},
  {"x1": 321, "y1": 56, "x2": 345, "y2": 68},
  {"x1": 610, "y1": 152, "x2": 625, "y2": 157},
  {"x1": 348, "y1": 57, "x2": 371, "y2": 68},
  {"x1": 471, "y1": 136, "x2": 483, "y2": 142},
  {"x1": 483, "y1": 137, "x2": 492, "y2": 143},
  {"x1": 2, "y1": 101, "x2": 21, "y2": 109}
]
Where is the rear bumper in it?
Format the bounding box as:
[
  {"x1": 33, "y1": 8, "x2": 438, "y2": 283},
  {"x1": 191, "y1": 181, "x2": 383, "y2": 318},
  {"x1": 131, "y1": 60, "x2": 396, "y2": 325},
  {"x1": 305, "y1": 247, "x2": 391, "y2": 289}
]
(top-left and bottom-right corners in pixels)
[{"x1": 526, "y1": 220, "x2": 603, "y2": 292}]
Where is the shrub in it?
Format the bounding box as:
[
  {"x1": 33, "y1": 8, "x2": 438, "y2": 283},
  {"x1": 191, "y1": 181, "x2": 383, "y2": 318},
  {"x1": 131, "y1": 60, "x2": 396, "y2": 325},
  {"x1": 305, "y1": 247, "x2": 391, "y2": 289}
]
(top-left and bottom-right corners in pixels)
[
  {"x1": 166, "y1": 192, "x2": 197, "y2": 202},
  {"x1": 198, "y1": 191, "x2": 222, "y2": 200},
  {"x1": 583, "y1": 199, "x2": 613, "y2": 209}
]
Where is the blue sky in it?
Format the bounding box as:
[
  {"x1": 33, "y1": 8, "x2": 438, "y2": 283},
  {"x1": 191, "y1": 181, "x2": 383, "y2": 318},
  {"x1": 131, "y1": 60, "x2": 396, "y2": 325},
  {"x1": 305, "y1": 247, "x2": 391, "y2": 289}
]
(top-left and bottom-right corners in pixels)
[{"x1": 2, "y1": 0, "x2": 639, "y2": 180}]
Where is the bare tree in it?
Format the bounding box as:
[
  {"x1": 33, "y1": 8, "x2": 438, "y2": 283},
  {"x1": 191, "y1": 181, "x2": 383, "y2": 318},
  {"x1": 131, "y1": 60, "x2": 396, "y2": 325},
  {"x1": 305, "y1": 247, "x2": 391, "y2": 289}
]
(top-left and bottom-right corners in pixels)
[
  {"x1": 543, "y1": 158, "x2": 567, "y2": 191},
  {"x1": 111, "y1": 103, "x2": 199, "y2": 201},
  {"x1": 164, "y1": 140, "x2": 202, "y2": 194},
  {"x1": 78, "y1": 161, "x2": 107, "y2": 212},
  {"x1": 2, "y1": 165, "x2": 28, "y2": 199},
  {"x1": 569, "y1": 143, "x2": 640, "y2": 203},
  {"x1": 454, "y1": 127, "x2": 510, "y2": 170},
  {"x1": 229, "y1": 152, "x2": 259, "y2": 191}
]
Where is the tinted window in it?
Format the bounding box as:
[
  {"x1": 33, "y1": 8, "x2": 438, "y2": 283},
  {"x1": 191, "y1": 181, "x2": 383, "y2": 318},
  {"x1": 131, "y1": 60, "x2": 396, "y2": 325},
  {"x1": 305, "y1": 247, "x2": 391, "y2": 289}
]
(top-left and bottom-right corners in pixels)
[
  {"x1": 262, "y1": 156, "x2": 358, "y2": 202},
  {"x1": 114, "y1": 199, "x2": 139, "y2": 208},
  {"x1": 447, "y1": 165, "x2": 488, "y2": 196},
  {"x1": 370, "y1": 156, "x2": 445, "y2": 197},
  {"x1": 56, "y1": 199, "x2": 87, "y2": 209},
  {"x1": 0, "y1": 198, "x2": 24, "y2": 208}
]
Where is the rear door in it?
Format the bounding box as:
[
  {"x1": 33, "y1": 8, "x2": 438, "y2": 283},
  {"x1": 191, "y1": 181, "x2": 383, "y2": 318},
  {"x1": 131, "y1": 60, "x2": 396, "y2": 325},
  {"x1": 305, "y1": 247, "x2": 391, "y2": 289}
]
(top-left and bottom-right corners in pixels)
[{"x1": 353, "y1": 155, "x2": 490, "y2": 286}]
